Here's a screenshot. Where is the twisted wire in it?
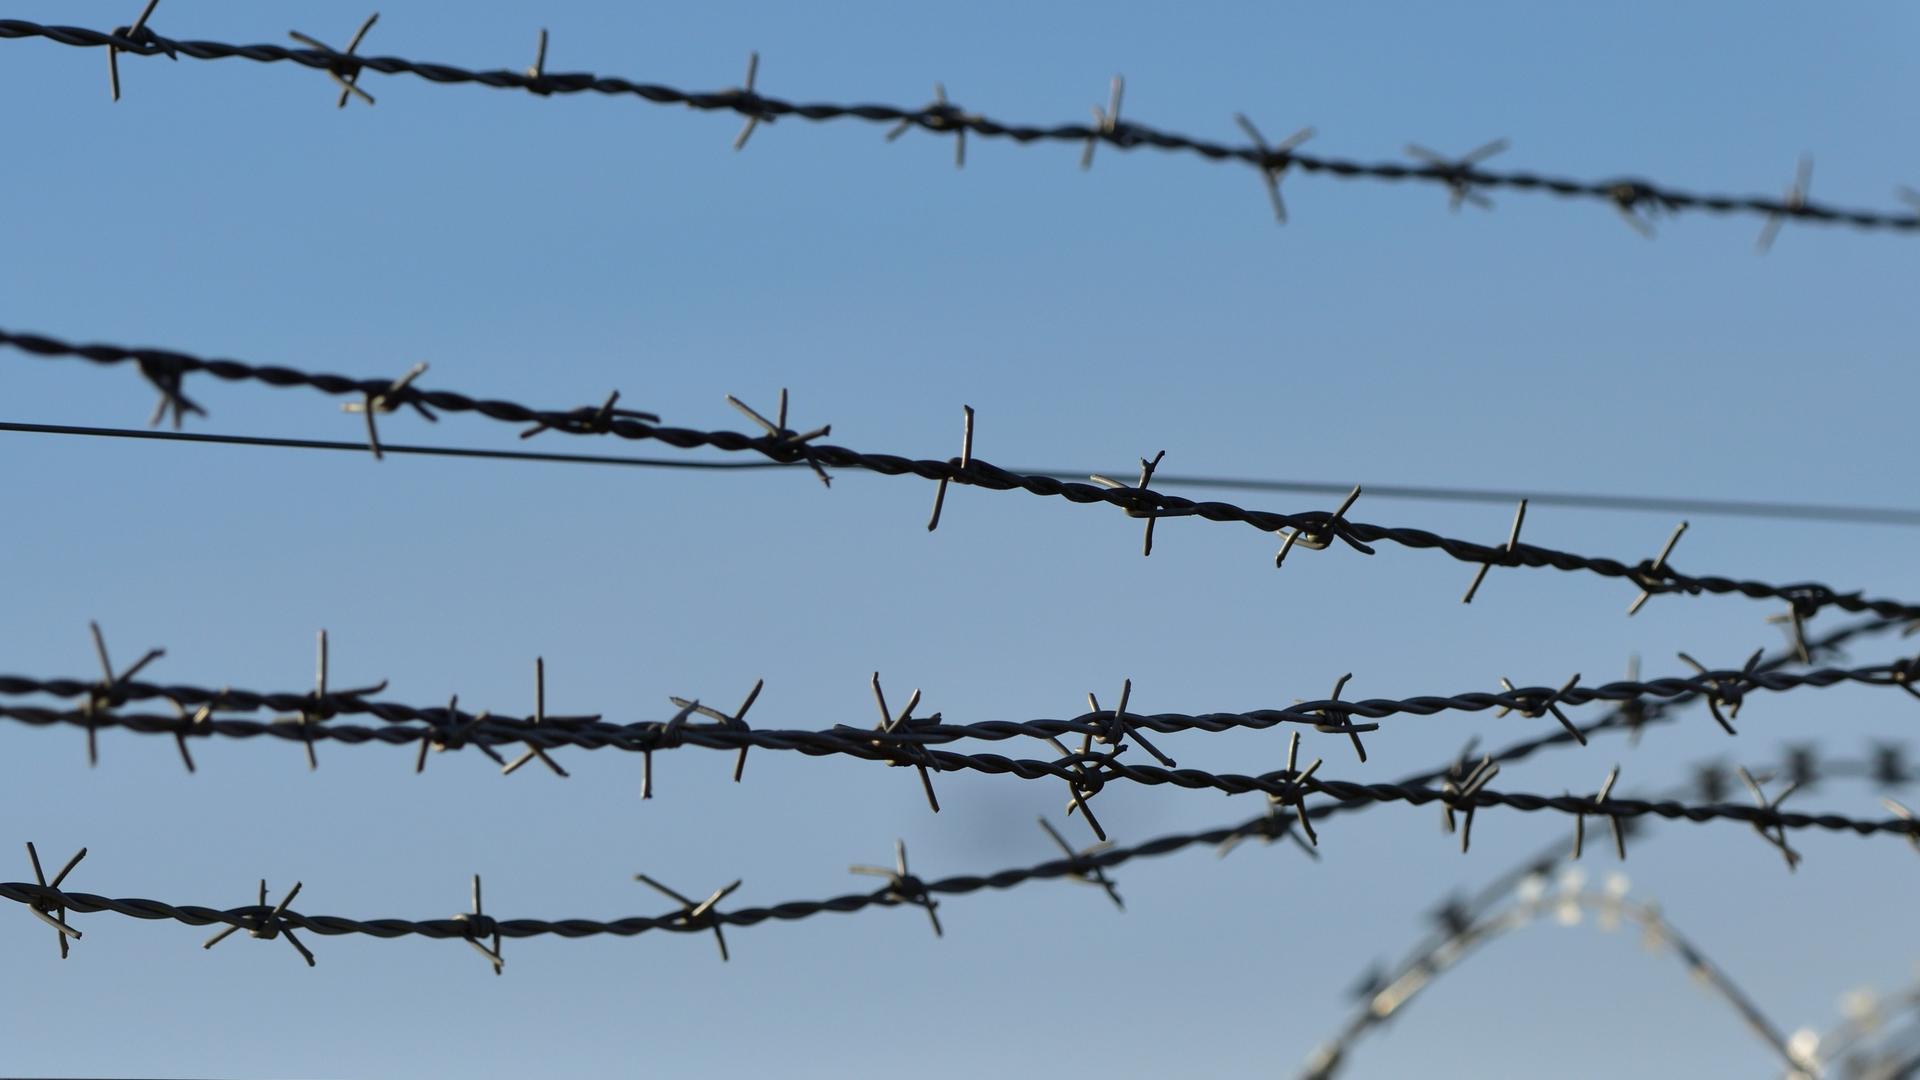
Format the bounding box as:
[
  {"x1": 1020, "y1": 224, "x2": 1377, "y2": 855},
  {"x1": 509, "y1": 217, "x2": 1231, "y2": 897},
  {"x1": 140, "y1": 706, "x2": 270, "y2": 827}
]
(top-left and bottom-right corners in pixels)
[
  {"x1": 8, "y1": 326, "x2": 1920, "y2": 622},
  {"x1": 4, "y1": 619, "x2": 1904, "y2": 957},
  {"x1": 1, "y1": 20, "x2": 1914, "y2": 235}
]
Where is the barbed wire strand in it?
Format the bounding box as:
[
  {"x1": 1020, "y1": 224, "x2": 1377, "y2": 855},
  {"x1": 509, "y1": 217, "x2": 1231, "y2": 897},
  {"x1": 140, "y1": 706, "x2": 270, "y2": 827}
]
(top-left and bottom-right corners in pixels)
[
  {"x1": 8, "y1": 328, "x2": 1920, "y2": 625},
  {"x1": 3, "y1": 617, "x2": 1902, "y2": 966},
  {"x1": 11, "y1": 420, "x2": 1920, "y2": 528},
  {"x1": 1, "y1": 18, "x2": 1916, "y2": 237}
]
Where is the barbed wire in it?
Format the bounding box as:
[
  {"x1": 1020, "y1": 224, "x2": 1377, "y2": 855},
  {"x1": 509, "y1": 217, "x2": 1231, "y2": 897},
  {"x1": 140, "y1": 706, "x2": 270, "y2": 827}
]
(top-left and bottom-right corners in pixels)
[
  {"x1": 4, "y1": 618, "x2": 1903, "y2": 968},
  {"x1": 14, "y1": 420, "x2": 1920, "y2": 528},
  {"x1": 9, "y1": 327, "x2": 1920, "y2": 627},
  {"x1": 1303, "y1": 751, "x2": 1909, "y2": 1078},
  {"x1": 1, "y1": 15, "x2": 1915, "y2": 239}
]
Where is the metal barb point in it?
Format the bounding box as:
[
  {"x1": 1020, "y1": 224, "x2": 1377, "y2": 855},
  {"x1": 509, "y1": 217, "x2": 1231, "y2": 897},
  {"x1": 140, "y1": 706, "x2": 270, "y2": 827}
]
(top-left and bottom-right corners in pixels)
[
  {"x1": 340, "y1": 361, "x2": 433, "y2": 460},
  {"x1": 83, "y1": 621, "x2": 164, "y2": 767},
  {"x1": 726, "y1": 388, "x2": 832, "y2": 486},
  {"x1": 1235, "y1": 114, "x2": 1314, "y2": 225},
  {"x1": 731, "y1": 52, "x2": 770, "y2": 150},
  {"x1": 454, "y1": 874, "x2": 504, "y2": 974},
  {"x1": 107, "y1": 0, "x2": 173, "y2": 103},
  {"x1": 1090, "y1": 449, "x2": 1170, "y2": 557},
  {"x1": 1081, "y1": 75, "x2": 1124, "y2": 170},
  {"x1": 926, "y1": 404, "x2": 976, "y2": 532},
  {"x1": 203, "y1": 879, "x2": 315, "y2": 967},
  {"x1": 1038, "y1": 816, "x2": 1124, "y2": 910},
  {"x1": 1627, "y1": 521, "x2": 1689, "y2": 616},
  {"x1": 288, "y1": 13, "x2": 380, "y2": 108},
  {"x1": 1089, "y1": 678, "x2": 1174, "y2": 767},
  {"x1": 525, "y1": 28, "x2": 549, "y2": 94},
  {"x1": 1757, "y1": 155, "x2": 1813, "y2": 254},
  {"x1": 1405, "y1": 139, "x2": 1509, "y2": 211},
  {"x1": 886, "y1": 83, "x2": 967, "y2": 168},
  {"x1": 851, "y1": 839, "x2": 943, "y2": 937},
  {"x1": 635, "y1": 873, "x2": 741, "y2": 961},
  {"x1": 667, "y1": 679, "x2": 764, "y2": 783},
  {"x1": 24, "y1": 842, "x2": 88, "y2": 959},
  {"x1": 1275, "y1": 485, "x2": 1373, "y2": 567},
  {"x1": 1736, "y1": 766, "x2": 1803, "y2": 871},
  {"x1": 501, "y1": 657, "x2": 570, "y2": 778},
  {"x1": 869, "y1": 673, "x2": 942, "y2": 813},
  {"x1": 1462, "y1": 499, "x2": 1528, "y2": 603}
]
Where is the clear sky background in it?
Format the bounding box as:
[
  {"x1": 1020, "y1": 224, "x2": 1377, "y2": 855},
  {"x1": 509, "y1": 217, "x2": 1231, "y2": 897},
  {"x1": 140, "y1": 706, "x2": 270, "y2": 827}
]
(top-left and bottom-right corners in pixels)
[{"x1": 3, "y1": 2, "x2": 1919, "y2": 1077}]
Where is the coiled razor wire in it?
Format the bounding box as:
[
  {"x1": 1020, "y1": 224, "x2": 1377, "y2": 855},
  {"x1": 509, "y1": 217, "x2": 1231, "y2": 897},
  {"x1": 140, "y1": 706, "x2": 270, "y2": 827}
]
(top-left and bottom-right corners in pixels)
[
  {"x1": 8, "y1": 327, "x2": 1920, "y2": 624},
  {"x1": 0, "y1": 17, "x2": 1916, "y2": 238}
]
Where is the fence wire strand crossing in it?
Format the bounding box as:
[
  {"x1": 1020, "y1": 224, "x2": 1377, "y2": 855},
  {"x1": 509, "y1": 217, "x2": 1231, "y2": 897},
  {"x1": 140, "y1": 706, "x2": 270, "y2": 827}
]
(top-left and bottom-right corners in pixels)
[
  {"x1": 8, "y1": 327, "x2": 1920, "y2": 627},
  {"x1": 1, "y1": 17, "x2": 1917, "y2": 239}
]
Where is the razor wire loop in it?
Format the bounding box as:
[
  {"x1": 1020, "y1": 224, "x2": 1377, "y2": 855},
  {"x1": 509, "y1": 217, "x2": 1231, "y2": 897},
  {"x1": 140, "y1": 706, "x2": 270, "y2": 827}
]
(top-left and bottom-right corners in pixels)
[
  {"x1": 1757, "y1": 155, "x2": 1813, "y2": 254},
  {"x1": 641, "y1": 700, "x2": 701, "y2": 800},
  {"x1": 518, "y1": 390, "x2": 659, "y2": 440},
  {"x1": 1494, "y1": 673, "x2": 1586, "y2": 746},
  {"x1": 668, "y1": 679, "x2": 764, "y2": 783},
  {"x1": 1405, "y1": 139, "x2": 1510, "y2": 212},
  {"x1": 1736, "y1": 766, "x2": 1804, "y2": 871},
  {"x1": 23, "y1": 842, "x2": 87, "y2": 959},
  {"x1": 634, "y1": 874, "x2": 741, "y2": 962},
  {"x1": 1234, "y1": 114, "x2": 1315, "y2": 224},
  {"x1": 1626, "y1": 520, "x2": 1692, "y2": 615},
  {"x1": 1087, "y1": 678, "x2": 1175, "y2": 768},
  {"x1": 1676, "y1": 647, "x2": 1765, "y2": 736},
  {"x1": 866, "y1": 674, "x2": 942, "y2": 813},
  {"x1": 727, "y1": 52, "x2": 771, "y2": 151},
  {"x1": 1037, "y1": 816, "x2": 1124, "y2": 911},
  {"x1": 287, "y1": 13, "x2": 379, "y2": 108},
  {"x1": 106, "y1": 0, "x2": 173, "y2": 103},
  {"x1": 204, "y1": 879, "x2": 315, "y2": 967},
  {"x1": 82, "y1": 621, "x2": 163, "y2": 766},
  {"x1": 500, "y1": 658, "x2": 571, "y2": 778},
  {"x1": 277, "y1": 630, "x2": 389, "y2": 771},
  {"x1": 453, "y1": 874, "x2": 503, "y2": 975},
  {"x1": 925, "y1": 404, "x2": 975, "y2": 532},
  {"x1": 1461, "y1": 499, "x2": 1528, "y2": 604},
  {"x1": 885, "y1": 83, "x2": 967, "y2": 168},
  {"x1": 850, "y1": 839, "x2": 942, "y2": 938},
  {"x1": 340, "y1": 361, "x2": 433, "y2": 460},
  {"x1": 1274, "y1": 484, "x2": 1373, "y2": 568},
  {"x1": 1440, "y1": 751, "x2": 1501, "y2": 853},
  {"x1": 726, "y1": 388, "x2": 831, "y2": 486},
  {"x1": 1572, "y1": 766, "x2": 1627, "y2": 861},
  {"x1": 1091, "y1": 450, "x2": 1174, "y2": 557},
  {"x1": 1080, "y1": 75, "x2": 1125, "y2": 170}
]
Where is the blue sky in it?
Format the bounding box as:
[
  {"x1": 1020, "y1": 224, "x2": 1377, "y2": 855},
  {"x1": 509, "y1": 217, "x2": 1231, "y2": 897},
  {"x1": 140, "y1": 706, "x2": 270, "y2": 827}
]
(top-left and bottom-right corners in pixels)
[{"x1": 3, "y1": 2, "x2": 1919, "y2": 1076}]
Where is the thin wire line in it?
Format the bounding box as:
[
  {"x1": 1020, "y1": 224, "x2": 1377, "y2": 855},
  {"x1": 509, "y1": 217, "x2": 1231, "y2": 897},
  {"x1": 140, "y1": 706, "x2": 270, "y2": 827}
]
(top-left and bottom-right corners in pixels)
[{"x1": 8, "y1": 420, "x2": 1920, "y2": 528}]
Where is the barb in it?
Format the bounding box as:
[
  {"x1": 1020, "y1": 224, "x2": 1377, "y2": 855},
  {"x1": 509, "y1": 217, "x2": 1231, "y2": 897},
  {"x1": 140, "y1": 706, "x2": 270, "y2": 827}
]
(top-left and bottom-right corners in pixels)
[
  {"x1": 4, "y1": 20, "x2": 1913, "y2": 236},
  {"x1": 13, "y1": 328, "x2": 1916, "y2": 624}
]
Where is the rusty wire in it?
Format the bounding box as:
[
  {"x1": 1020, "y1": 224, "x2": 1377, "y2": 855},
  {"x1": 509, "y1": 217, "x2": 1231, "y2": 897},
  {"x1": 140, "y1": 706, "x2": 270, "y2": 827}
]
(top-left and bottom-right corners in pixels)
[
  {"x1": 8, "y1": 327, "x2": 1920, "y2": 626},
  {"x1": 2, "y1": 17, "x2": 1916, "y2": 238}
]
